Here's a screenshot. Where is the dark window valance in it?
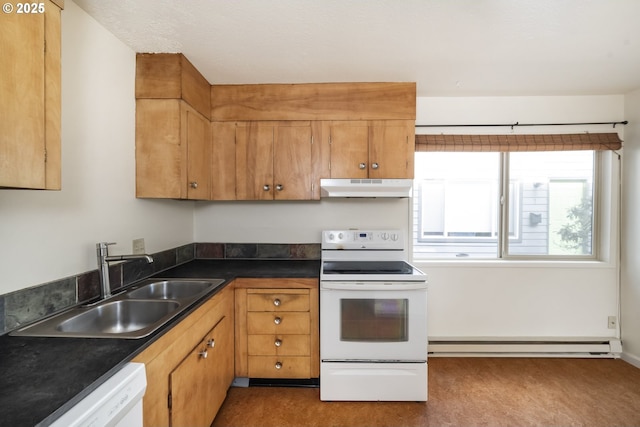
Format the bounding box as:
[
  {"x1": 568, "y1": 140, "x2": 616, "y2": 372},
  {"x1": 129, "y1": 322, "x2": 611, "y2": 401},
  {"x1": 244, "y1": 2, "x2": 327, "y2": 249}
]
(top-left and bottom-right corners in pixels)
[{"x1": 415, "y1": 133, "x2": 622, "y2": 152}]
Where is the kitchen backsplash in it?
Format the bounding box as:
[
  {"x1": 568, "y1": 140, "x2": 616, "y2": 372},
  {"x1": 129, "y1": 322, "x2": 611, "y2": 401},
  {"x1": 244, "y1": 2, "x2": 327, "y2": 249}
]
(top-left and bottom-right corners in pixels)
[{"x1": 0, "y1": 242, "x2": 319, "y2": 335}]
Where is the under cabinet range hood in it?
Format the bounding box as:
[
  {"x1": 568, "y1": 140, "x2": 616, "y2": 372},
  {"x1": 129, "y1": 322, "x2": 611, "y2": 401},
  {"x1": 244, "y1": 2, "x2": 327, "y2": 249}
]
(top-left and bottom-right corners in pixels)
[{"x1": 320, "y1": 179, "x2": 413, "y2": 198}]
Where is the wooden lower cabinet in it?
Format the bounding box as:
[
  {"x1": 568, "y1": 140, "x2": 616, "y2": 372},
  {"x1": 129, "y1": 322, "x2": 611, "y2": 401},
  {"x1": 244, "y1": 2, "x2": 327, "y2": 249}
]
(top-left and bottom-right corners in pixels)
[
  {"x1": 132, "y1": 285, "x2": 234, "y2": 427},
  {"x1": 170, "y1": 316, "x2": 232, "y2": 427},
  {"x1": 234, "y1": 278, "x2": 319, "y2": 379}
]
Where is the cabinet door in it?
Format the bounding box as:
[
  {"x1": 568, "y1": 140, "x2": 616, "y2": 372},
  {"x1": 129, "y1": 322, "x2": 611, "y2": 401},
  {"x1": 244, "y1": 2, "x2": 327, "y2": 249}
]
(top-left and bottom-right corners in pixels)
[
  {"x1": 136, "y1": 99, "x2": 184, "y2": 198},
  {"x1": 170, "y1": 315, "x2": 232, "y2": 427},
  {"x1": 369, "y1": 120, "x2": 415, "y2": 179},
  {"x1": 0, "y1": 10, "x2": 46, "y2": 188},
  {"x1": 235, "y1": 122, "x2": 274, "y2": 200},
  {"x1": 211, "y1": 121, "x2": 237, "y2": 200},
  {"x1": 207, "y1": 314, "x2": 234, "y2": 421},
  {"x1": 184, "y1": 105, "x2": 211, "y2": 199},
  {"x1": 329, "y1": 121, "x2": 369, "y2": 178},
  {"x1": 170, "y1": 334, "x2": 211, "y2": 427},
  {"x1": 273, "y1": 122, "x2": 312, "y2": 200}
]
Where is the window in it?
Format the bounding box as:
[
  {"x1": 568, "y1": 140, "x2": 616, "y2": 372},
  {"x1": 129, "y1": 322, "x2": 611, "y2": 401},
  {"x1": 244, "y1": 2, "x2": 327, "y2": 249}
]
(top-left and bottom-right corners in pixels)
[{"x1": 413, "y1": 150, "x2": 597, "y2": 259}]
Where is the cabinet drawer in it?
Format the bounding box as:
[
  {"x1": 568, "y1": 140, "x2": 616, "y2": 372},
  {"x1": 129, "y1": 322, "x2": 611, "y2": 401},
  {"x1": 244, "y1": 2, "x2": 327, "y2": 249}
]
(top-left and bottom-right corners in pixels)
[
  {"x1": 247, "y1": 289, "x2": 309, "y2": 312},
  {"x1": 247, "y1": 312, "x2": 310, "y2": 334},
  {"x1": 248, "y1": 334, "x2": 310, "y2": 356},
  {"x1": 248, "y1": 356, "x2": 311, "y2": 378}
]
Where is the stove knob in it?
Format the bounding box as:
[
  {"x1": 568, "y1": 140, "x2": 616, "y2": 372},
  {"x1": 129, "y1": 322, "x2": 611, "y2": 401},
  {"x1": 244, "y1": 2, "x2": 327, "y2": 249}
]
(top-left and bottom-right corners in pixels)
[
  {"x1": 338, "y1": 233, "x2": 344, "y2": 240},
  {"x1": 390, "y1": 233, "x2": 399, "y2": 241},
  {"x1": 380, "y1": 232, "x2": 389, "y2": 240},
  {"x1": 328, "y1": 233, "x2": 334, "y2": 241}
]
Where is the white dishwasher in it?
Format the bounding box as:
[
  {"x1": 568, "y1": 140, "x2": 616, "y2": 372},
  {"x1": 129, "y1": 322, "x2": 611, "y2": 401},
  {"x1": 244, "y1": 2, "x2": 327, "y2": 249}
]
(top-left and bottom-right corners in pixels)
[{"x1": 49, "y1": 362, "x2": 146, "y2": 427}]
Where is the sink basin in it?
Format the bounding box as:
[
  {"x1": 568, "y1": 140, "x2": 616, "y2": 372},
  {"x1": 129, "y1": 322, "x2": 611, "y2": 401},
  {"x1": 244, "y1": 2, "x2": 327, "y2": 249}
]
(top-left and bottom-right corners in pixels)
[
  {"x1": 126, "y1": 279, "x2": 225, "y2": 300},
  {"x1": 56, "y1": 300, "x2": 180, "y2": 334},
  {"x1": 11, "y1": 277, "x2": 226, "y2": 339}
]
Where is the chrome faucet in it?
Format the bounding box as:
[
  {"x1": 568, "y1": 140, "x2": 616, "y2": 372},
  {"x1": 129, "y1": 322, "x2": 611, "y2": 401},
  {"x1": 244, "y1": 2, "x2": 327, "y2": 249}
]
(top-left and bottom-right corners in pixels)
[{"x1": 96, "y1": 242, "x2": 154, "y2": 299}]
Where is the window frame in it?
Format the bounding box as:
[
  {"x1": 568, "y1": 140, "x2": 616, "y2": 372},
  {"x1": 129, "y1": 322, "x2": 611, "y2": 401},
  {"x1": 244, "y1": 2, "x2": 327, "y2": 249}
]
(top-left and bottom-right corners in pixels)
[{"x1": 412, "y1": 150, "x2": 600, "y2": 261}]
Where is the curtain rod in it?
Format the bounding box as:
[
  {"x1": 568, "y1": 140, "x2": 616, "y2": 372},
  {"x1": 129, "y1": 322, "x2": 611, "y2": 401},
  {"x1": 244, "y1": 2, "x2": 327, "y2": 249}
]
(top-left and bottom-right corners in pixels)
[{"x1": 415, "y1": 120, "x2": 628, "y2": 129}]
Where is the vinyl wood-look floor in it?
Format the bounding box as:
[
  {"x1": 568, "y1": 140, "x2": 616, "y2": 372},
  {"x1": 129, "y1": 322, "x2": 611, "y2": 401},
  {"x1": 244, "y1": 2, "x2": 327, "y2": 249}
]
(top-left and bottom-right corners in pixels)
[{"x1": 211, "y1": 358, "x2": 640, "y2": 427}]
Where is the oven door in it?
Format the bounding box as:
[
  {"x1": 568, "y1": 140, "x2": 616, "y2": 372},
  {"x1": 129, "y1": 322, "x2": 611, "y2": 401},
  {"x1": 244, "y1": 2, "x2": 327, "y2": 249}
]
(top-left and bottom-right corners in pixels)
[{"x1": 320, "y1": 281, "x2": 427, "y2": 362}]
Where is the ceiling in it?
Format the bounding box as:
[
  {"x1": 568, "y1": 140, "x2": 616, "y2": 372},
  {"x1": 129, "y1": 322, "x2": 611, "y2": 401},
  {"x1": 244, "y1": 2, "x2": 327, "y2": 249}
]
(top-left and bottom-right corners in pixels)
[{"x1": 73, "y1": 0, "x2": 640, "y2": 97}]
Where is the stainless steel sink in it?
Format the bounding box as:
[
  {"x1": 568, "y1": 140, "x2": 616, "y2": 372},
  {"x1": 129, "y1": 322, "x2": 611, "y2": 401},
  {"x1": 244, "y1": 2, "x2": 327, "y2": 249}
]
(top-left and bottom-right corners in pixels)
[
  {"x1": 11, "y1": 278, "x2": 226, "y2": 339},
  {"x1": 125, "y1": 279, "x2": 224, "y2": 300},
  {"x1": 56, "y1": 300, "x2": 180, "y2": 335}
]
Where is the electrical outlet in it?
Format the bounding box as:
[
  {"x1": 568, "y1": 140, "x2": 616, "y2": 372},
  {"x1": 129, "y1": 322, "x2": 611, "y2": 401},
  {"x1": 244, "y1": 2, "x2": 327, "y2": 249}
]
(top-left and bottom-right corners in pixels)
[
  {"x1": 608, "y1": 316, "x2": 617, "y2": 329},
  {"x1": 133, "y1": 238, "x2": 145, "y2": 254}
]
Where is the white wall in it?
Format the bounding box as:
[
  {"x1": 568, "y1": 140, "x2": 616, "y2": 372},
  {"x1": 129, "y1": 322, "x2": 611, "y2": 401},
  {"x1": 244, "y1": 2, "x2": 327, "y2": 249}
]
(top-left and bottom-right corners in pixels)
[
  {"x1": 0, "y1": 1, "x2": 193, "y2": 295},
  {"x1": 622, "y1": 90, "x2": 640, "y2": 366},
  {"x1": 194, "y1": 199, "x2": 409, "y2": 243}
]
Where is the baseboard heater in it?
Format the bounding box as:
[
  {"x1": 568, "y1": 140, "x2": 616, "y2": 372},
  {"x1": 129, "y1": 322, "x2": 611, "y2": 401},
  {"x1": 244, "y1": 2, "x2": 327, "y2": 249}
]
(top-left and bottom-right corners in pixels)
[{"x1": 428, "y1": 339, "x2": 622, "y2": 358}]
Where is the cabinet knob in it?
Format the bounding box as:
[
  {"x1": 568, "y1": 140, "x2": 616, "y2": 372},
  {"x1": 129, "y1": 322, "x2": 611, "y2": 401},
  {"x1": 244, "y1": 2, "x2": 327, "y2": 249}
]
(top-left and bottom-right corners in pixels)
[
  {"x1": 190, "y1": 181, "x2": 198, "y2": 189},
  {"x1": 274, "y1": 316, "x2": 282, "y2": 325},
  {"x1": 276, "y1": 184, "x2": 283, "y2": 191},
  {"x1": 198, "y1": 349, "x2": 208, "y2": 359},
  {"x1": 359, "y1": 162, "x2": 366, "y2": 170},
  {"x1": 273, "y1": 298, "x2": 281, "y2": 307},
  {"x1": 275, "y1": 361, "x2": 283, "y2": 370},
  {"x1": 207, "y1": 338, "x2": 215, "y2": 348},
  {"x1": 263, "y1": 184, "x2": 270, "y2": 191},
  {"x1": 371, "y1": 162, "x2": 379, "y2": 169},
  {"x1": 275, "y1": 339, "x2": 282, "y2": 347}
]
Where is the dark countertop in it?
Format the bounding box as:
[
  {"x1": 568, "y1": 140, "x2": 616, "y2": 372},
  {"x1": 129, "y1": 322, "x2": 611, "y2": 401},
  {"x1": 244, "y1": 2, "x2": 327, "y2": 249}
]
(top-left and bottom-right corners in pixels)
[{"x1": 0, "y1": 259, "x2": 319, "y2": 427}]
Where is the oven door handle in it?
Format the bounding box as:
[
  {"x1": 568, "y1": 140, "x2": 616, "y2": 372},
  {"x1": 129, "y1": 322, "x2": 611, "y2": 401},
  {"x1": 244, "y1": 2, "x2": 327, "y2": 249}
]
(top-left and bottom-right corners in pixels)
[{"x1": 320, "y1": 282, "x2": 427, "y2": 291}]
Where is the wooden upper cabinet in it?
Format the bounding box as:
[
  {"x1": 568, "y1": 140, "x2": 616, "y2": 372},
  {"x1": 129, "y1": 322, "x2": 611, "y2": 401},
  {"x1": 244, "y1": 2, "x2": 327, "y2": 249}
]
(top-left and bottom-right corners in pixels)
[
  {"x1": 136, "y1": 53, "x2": 211, "y2": 119},
  {"x1": 211, "y1": 83, "x2": 415, "y2": 121},
  {"x1": 328, "y1": 122, "x2": 370, "y2": 179},
  {"x1": 329, "y1": 120, "x2": 415, "y2": 179},
  {"x1": 135, "y1": 54, "x2": 416, "y2": 200},
  {"x1": 236, "y1": 121, "x2": 313, "y2": 200},
  {"x1": 0, "y1": 0, "x2": 62, "y2": 189},
  {"x1": 273, "y1": 123, "x2": 313, "y2": 200},
  {"x1": 369, "y1": 120, "x2": 415, "y2": 179},
  {"x1": 136, "y1": 99, "x2": 211, "y2": 199},
  {"x1": 135, "y1": 53, "x2": 212, "y2": 199},
  {"x1": 185, "y1": 107, "x2": 211, "y2": 199},
  {"x1": 236, "y1": 122, "x2": 274, "y2": 200},
  {"x1": 211, "y1": 122, "x2": 237, "y2": 200}
]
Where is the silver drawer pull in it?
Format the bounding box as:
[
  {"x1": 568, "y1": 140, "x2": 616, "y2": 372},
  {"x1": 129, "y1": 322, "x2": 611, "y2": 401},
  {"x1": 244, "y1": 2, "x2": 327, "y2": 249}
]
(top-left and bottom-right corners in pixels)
[
  {"x1": 207, "y1": 338, "x2": 215, "y2": 348},
  {"x1": 198, "y1": 349, "x2": 208, "y2": 359},
  {"x1": 359, "y1": 162, "x2": 366, "y2": 169},
  {"x1": 275, "y1": 339, "x2": 282, "y2": 347},
  {"x1": 273, "y1": 298, "x2": 281, "y2": 307},
  {"x1": 274, "y1": 316, "x2": 282, "y2": 325},
  {"x1": 263, "y1": 184, "x2": 270, "y2": 191},
  {"x1": 371, "y1": 162, "x2": 379, "y2": 169},
  {"x1": 190, "y1": 181, "x2": 198, "y2": 189},
  {"x1": 275, "y1": 361, "x2": 283, "y2": 370}
]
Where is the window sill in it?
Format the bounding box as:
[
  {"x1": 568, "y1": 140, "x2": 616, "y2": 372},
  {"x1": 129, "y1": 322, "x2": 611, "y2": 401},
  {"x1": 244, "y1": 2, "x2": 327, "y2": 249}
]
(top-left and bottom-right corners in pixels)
[{"x1": 411, "y1": 258, "x2": 616, "y2": 269}]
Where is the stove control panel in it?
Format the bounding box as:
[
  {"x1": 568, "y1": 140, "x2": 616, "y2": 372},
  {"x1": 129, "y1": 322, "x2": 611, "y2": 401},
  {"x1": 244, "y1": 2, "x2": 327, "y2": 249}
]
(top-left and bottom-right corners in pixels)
[{"x1": 322, "y1": 229, "x2": 404, "y2": 250}]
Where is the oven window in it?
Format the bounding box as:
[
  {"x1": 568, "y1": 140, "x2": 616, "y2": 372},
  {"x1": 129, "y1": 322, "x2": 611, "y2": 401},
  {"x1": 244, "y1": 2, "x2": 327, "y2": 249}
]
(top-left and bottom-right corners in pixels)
[{"x1": 340, "y1": 299, "x2": 409, "y2": 342}]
